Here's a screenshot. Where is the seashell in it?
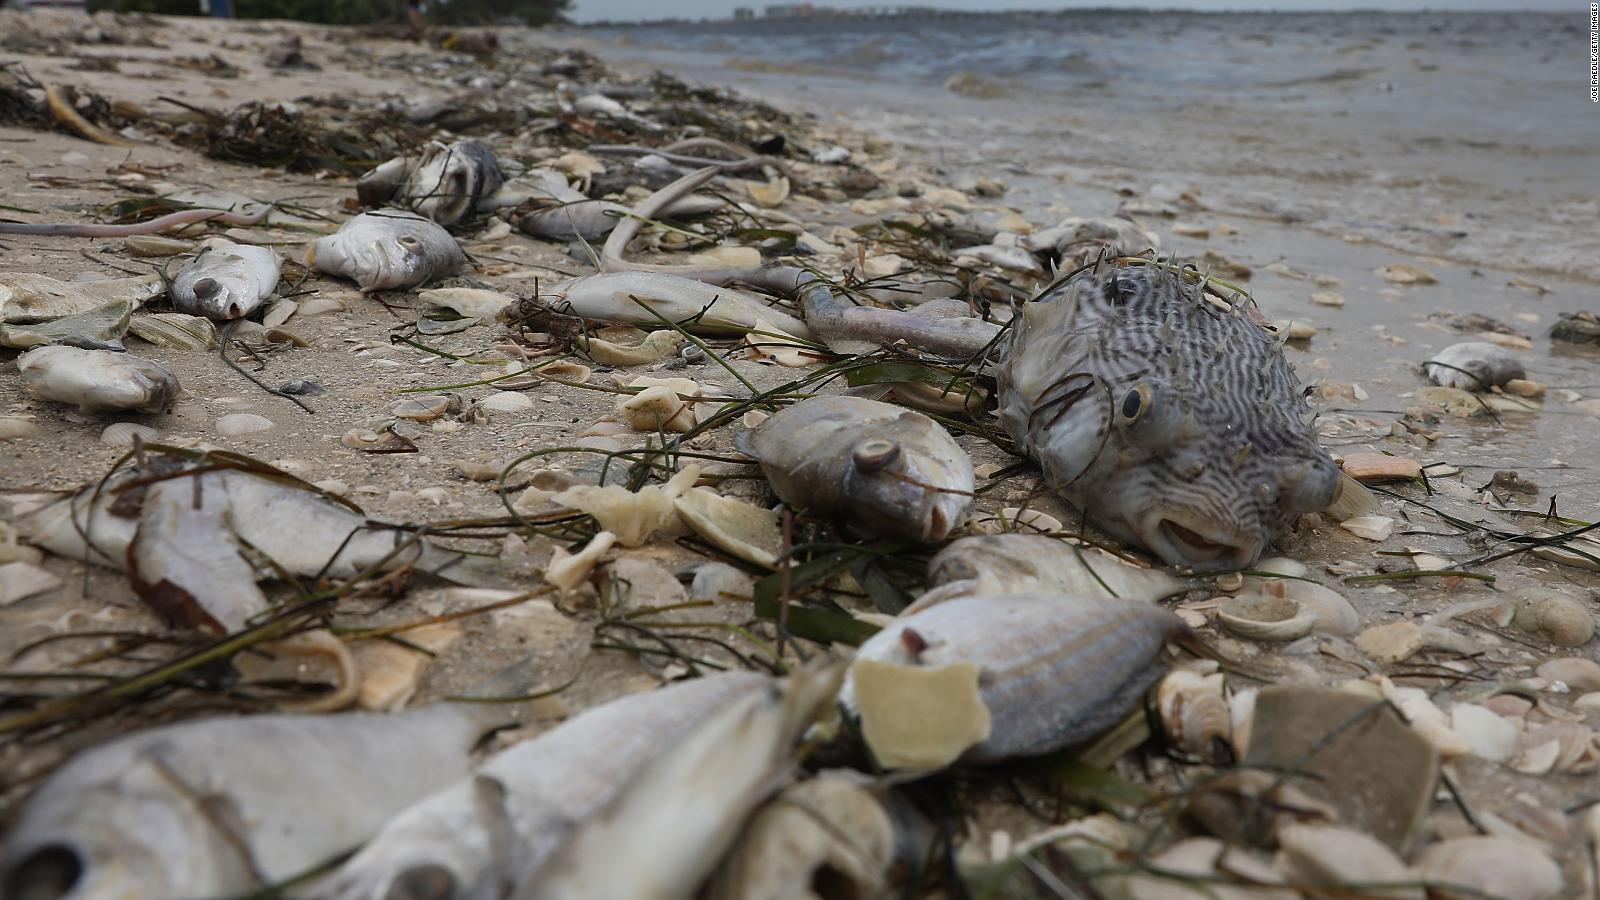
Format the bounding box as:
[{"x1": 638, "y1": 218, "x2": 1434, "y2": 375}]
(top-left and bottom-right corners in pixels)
[
  {"x1": 1535, "y1": 657, "x2": 1600, "y2": 692},
  {"x1": 618, "y1": 378, "x2": 700, "y2": 433},
  {"x1": 553, "y1": 466, "x2": 698, "y2": 548},
  {"x1": 689, "y1": 562, "x2": 755, "y2": 604},
  {"x1": 18, "y1": 346, "x2": 178, "y2": 414},
  {"x1": 127, "y1": 312, "x2": 219, "y2": 351},
  {"x1": 706, "y1": 773, "x2": 894, "y2": 900},
  {"x1": 0, "y1": 561, "x2": 63, "y2": 607},
  {"x1": 674, "y1": 487, "x2": 784, "y2": 569},
  {"x1": 1415, "y1": 836, "x2": 1562, "y2": 900},
  {"x1": 1353, "y1": 621, "x2": 1423, "y2": 665},
  {"x1": 478, "y1": 391, "x2": 535, "y2": 415},
  {"x1": 1340, "y1": 515, "x2": 1395, "y2": 541},
  {"x1": 100, "y1": 422, "x2": 160, "y2": 447},
  {"x1": 419, "y1": 287, "x2": 514, "y2": 320},
  {"x1": 742, "y1": 319, "x2": 822, "y2": 368},
  {"x1": 1242, "y1": 574, "x2": 1360, "y2": 636},
  {"x1": 0, "y1": 417, "x2": 39, "y2": 441},
  {"x1": 841, "y1": 594, "x2": 1187, "y2": 768},
  {"x1": 1216, "y1": 593, "x2": 1316, "y2": 642},
  {"x1": 0, "y1": 523, "x2": 44, "y2": 566},
  {"x1": 1274, "y1": 823, "x2": 1421, "y2": 899},
  {"x1": 122, "y1": 234, "x2": 194, "y2": 257},
  {"x1": 743, "y1": 175, "x2": 790, "y2": 208},
  {"x1": 1339, "y1": 452, "x2": 1421, "y2": 482},
  {"x1": 1508, "y1": 588, "x2": 1595, "y2": 646},
  {"x1": 340, "y1": 428, "x2": 406, "y2": 451},
  {"x1": 216, "y1": 413, "x2": 274, "y2": 437},
  {"x1": 390, "y1": 395, "x2": 459, "y2": 422},
  {"x1": 1309, "y1": 290, "x2": 1345, "y2": 307},
  {"x1": 1156, "y1": 668, "x2": 1233, "y2": 763},
  {"x1": 1512, "y1": 723, "x2": 1596, "y2": 775},
  {"x1": 1127, "y1": 838, "x2": 1297, "y2": 900},
  {"x1": 352, "y1": 622, "x2": 461, "y2": 712},
  {"x1": 578, "y1": 328, "x2": 682, "y2": 367},
  {"x1": 1448, "y1": 703, "x2": 1518, "y2": 762},
  {"x1": 682, "y1": 245, "x2": 763, "y2": 269},
  {"x1": 295, "y1": 295, "x2": 347, "y2": 317},
  {"x1": 544, "y1": 531, "x2": 616, "y2": 593},
  {"x1": 1422, "y1": 341, "x2": 1525, "y2": 391},
  {"x1": 0, "y1": 297, "x2": 133, "y2": 350},
  {"x1": 1376, "y1": 263, "x2": 1437, "y2": 285},
  {"x1": 261, "y1": 299, "x2": 297, "y2": 328},
  {"x1": 1504, "y1": 378, "x2": 1545, "y2": 398},
  {"x1": 1272, "y1": 319, "x2": 1318, "y2": 340}
]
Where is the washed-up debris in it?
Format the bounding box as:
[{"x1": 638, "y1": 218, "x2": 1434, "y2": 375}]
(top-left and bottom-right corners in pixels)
[
  {"x1": 1, "y1": 675, "x2": 527, "y2": 899},
  {"x1": 746, "y1": 395, "x2": 973, "y2": 542},
  {"x1": 913, "y1": 532, "x2": 1183, "y2": 610},
  {"x1": 1551, "y1": 311, "x2": 1600, "y2": 344},
  {"x1": 18, "y1": 345, "x2": 177, "y2": 414},
  {"x1": 0, "y1": 272, "x2": 163, "y2": 323},
  {"x1": 0, "y1": 297, "x2": 132, "y2": 350},
  {"x1": 307, "y1": 211, "x2": 466, "y2": 292},
  {"x1": 127, "y1": 312, "x2": 219, "y2": 351},
  {"x1": 1422, "y1": 340, "x2": 1525, "y2": 390},
  {"x1": 997, "y1": 261, "x2": 1338, "y2": 571},
  {"x1": 357, "y1": 139, "x2": 506, "y2": 226},
  {"x1": 171, "y1": 238, "x2": 281, "y2": 321},
  {"x1": 545, "y1": 270, "x2": 812, "y2": 339}
]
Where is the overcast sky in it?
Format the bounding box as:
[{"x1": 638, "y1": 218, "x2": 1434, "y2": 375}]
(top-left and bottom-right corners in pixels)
[{"x1": 573, "y1": 0, "x2": 1570, "y2": 23}]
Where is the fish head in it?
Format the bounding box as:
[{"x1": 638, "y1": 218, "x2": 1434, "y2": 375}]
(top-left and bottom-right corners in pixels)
[
  {"x1": 184, "y1": 275, "x2": 251, "y2": 320},
  {"x1": 310, "y1": 220, "x2": 435, "y2": 294},
  {"x1": 1093, "y1": 374, "x2": 1338, "y2": 573},
  {"x1": 842, "y1": 429, "x2": 969, "y2": 542}
]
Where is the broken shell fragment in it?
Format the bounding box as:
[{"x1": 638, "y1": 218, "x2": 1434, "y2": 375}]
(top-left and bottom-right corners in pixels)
[
  {"x1": 390, "y1": 395, "x2": 459, "y2": 422},
  {"x1": 1377, "y1": 263, "x2": 1437, "y2": 285},
  {"x1": 1275, "y1": 823, "x2": 1421, "y2": 900},
  {"x1": 617, "y1": 377, "x2": 701, "y2": 433},
  {"x1": 0, "y1": 561, "x2": 63, "y2": 607},
  {"x1": 544, "y1": 531, "x2": 616, "y2": 592},
  {"x1": 18, "y1": 346, "x2": 179, "y2": 414},
  {"x1": 1156, "y1": 668, "x2": 1233, "y2": 763},
  {"x1": 1216, "y1": 593, "x2": 1317, "y2": 642},
  {"x1": 553, "y1": 465, "x2": 698, "y2": 548},
  {"x1": 1127, "y1": 838, "x2": 1297, "y2": 900},
  {"x1": 577, "y1": 328, "x2": 682, "y2": 366},
  {"x1": 353, "y1": 622, "x2": 462, "y2": 712},
  {"x1": 1340, "y1": 515, "x2": 1395, "y2": 541},
  {"x1": 674, "y1": 487, "x2": 784, "y2": 568},
  {"x1": 1535, "y1": 657, "x2": 1600, "y2": 691},
  {"x1": 1415, "y1": 836, "x2": 1562, "y2": 900},
  {"x1": 1354, "y1": 621, "x2": 1424, "y2": 665}
]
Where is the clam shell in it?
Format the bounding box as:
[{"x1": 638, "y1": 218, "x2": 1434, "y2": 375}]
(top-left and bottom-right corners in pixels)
[
  {"x1": 1415, "y1": 837, "x2": 1561, "y2": 900},
  {"x1": 127, "y1": 313, "x2": 219, "y2": 351},
  {"x1": 478, "y1": 391, "x2": 535, "y2": 415},
  {"x1": 1242, "y1": 574, "x2": 1360, "y2": 636},
  {"x1": 674, "y1": 488, "x2": 784, "y2": 569},
  {"x1": 743, "y1": 175, "x2": 790, "y2": 208},
  {"x1": 390, "y1": 395, "x2": 459, "y2": 422},
  {"x1": 1275, "y1": 823, "x2": 1420, "y2": 899},
  {"x1": 0, "y1": 561, "x2": 63, "y2": 607},
  {"x1": 1216, "y1": 593, "x2": 1316, "y2": 642},
  {"x1": 1535, "y1": 657, "x2": 1600, "y2": 692},
  {"x1": 1156, "y1": 668, "x2": 1233, "y2": 763},
  {"x1": 100, "y1": 422, "x2": 160, "y2": 447}
]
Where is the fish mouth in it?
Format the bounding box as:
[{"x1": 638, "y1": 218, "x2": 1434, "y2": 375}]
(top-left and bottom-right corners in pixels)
[
  {"x1": 4, "y1": 844, "x2": 85, "y2": 900},
  {"x1": 1146, "y1": 515, "x2": 1260, "y2": 573}
]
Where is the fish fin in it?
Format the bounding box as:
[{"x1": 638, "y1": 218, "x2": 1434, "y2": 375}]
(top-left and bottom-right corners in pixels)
[
  {"x1": 472, "y1": 774, "x2": 520, "y2": 895},
  {"x1": 1324, "y1": 470, "x2": 1379, "y2": 521}
]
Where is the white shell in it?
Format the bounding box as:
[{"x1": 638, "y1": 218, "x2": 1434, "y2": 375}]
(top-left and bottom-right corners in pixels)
[
  {"x1": 478, "y1": 391, "x2": 535, "y2": 415},
  {"x1": 216, "y1": 413, "x2": 274, "y2": 437},
  {"x1": 1216, "y1": 593, "x2": 1317, "y2": 642},
  {"x1": 1414, "y1": 837, "x2": 1561, "y2": 900}
]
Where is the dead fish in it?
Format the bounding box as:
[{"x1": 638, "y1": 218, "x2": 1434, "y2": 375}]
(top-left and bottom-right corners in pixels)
[
  {"x1": 18, "y1": 346, "x2": 178, "y2": 414},
  {"x1": 910, "y1": 533, "x2": 1184, "y2": 612},
  {"x1": 997, "y1": 262, "x2": 1338, "y2": 572},
  {"x1": 357, "y1": 140, "x2": 506, "y2": 227},
  {"x1": 0, "y1": 299, "x2": 132, "y2": 351},
  {"x1": 127, "y1": 469, "x2": 269, "y2": 633},
  {"x1": 0, "y1": 690, "x2": 522, "y2": 900},
  {"x1": 518, "y1": 200, "x2": 631, "y2": 242},
  {"x1": 0, "y1": 272, "x2": 164, "y2": 324},
  {"x1": 1020, "y1": 217, "x2": 1160, "y2": 268},
  {"x1": 546, "y1": 271, "x2": 811, "y2": 339},
  {"x1": 746, "y1": 396, "x2": 973, "y2": 542},
  {"x1": 17, "y1": 451, "x2": 478, "y2": 594},
  {"x1": 322, "y1": 672, "x2": 769, "y2": 900},
  {"x1": 1422, "y1": 341, "x2": 1525, "y2": 391},
  {"x1": 171, "y1": 238, "x2": 281, "y2": 321},
  {"x1": 307, "y1": 211, "x2": 466, "y2": 293},
  {"x1": 840, "y1": 594, "x2": 1186, "y2": 767},
  {"x1": 515, "y1": 664, "x2": 840, "y2": 900}
]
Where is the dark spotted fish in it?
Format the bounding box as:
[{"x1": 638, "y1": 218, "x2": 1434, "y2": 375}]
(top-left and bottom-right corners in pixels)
[{"x1": 996, "y1": 261, "x2": 1338, "y2": 572}]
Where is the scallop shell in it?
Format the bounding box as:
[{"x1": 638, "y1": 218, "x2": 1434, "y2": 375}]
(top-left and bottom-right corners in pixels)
[
  {"x1": 1156, "y1": 668, "x2": 1233, "y2": 763},
  {"x1": 1216, "y1": 593, "x2": 1317, "y2": 642},
  {"x1": 127, "y1": 313, "x2": 219, "y2": 351},
  {"x1": 1415, "y1": 837, "x2": 1562, "y2": 900},
  {"x1": 479, "y1": 391, "x2": 535, "y2": 415}
]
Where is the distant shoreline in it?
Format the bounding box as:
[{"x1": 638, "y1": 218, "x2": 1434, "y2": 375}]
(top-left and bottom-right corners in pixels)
[{"x1": 578, "y1": 6, "x2": 1571, "y2": 28}]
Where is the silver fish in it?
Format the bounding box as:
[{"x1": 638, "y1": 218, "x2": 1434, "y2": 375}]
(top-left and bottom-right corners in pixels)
[
  {"x1": 910, "y1": 533, "x2": 1184, "y2": 613},
  {"x1": 17, "y1": 346, "x2": 178, "y2": 414},
  {"x1": 840, "y1": 594, "x2": 1186, "y2": 765},
  {"x1": 0, "y1": 697, "x2": 518, "y2": 900},
  {"x1": 321, "y1": 672, "x2": 768, "y2": 900},
  {"x1": 747, "y1": 395, "x2": 973, "y2": 542},
  {"x1": 170, "y1": 238, "x2": 281, "y2": 321},
  {"x1": 547, "y1": 271, "x2": 812, "y2": 339},
  {"x1": 1422, "y1": 341, "x2": 1525, "y2": 391},
  {"x1": 515, "y1": 665, "x2": 840, "y2": 900},
  {"x1": 0, "y1": 272, "x2": 164, "y2": 324},
  {"x1": 358, "y1": 140, "x2": 506, "y2": 227},
  {"x1": 308, "y1": 211, "x2": 465, "y2": 293},
  {"x1": 997, "y1": 262, "x2": 1338, "y2": 572},
  {"x1": 17, "y1": 452, "x2": 479, "y2": 597}
]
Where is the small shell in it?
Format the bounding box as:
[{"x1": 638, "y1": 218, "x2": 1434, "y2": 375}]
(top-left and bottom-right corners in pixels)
[
  {"x1": 578, "y1": 329, "x2": 682, "y2": 367},
  {"x1": 0, "y1": 417, "x2": 40, "y2": 441},
  {"x1": 1377, "y1": 263, "x2": 1437, "y2": 285},
  {"x1": 352, "y1": 622, "x2": 462, "y2": 712},
  {"x1": 479, "y1": 391, "x2": 535, "y2": 415},
  {"x1": 1353, "y1": 621, "x2": 1423, "y2": 665},
  {"x1": 1512, "y1": 723, "x2": 1597, "y2": 775},
  {"x1": 618, "y1": 381, "x2": 699, "y2": 433},
  {"x1": 1127, "y1": 839, "x2": 1297, "y2": 900},
  {"x1": 1509, "y1": 589, "x2": 1595, "y2": 646},
  {"x1": 1274, "y1": 823, "x2": 1420, "y2": 899},
  {"x1": 1414, "y1": 837, "x2": 1562, "y2": 900},
  {"x1": 122, "y1": 234, "x2": 194, "y2": 257},
  {"x1": 1535, "y1": 657, "x2": 1600, "y2": 692},
  {"x1": 262, "y1": 299, "x2": 297, "y2": 328},
  {"x1": 1242, "y1": 575, "x2": 1360, "y2": 636},
  {"x1": 390, "y1": 395, "x2": 460, "y2": 422},
  {"x1": 127, "y1": 313, "x2": 220, "y2": 351},
  {"x1": 674, "y1": 488, "x2": 784, "y2": 569},
  {"x1": 1216, "y1": 593, "x2": 1316, "y2": 642},
  {"x1": 216, "y1": 413, "x2": 274, "y2": 437},
  {"x1": 418, "y1": 287, "x2": 513, "y2": 320},
  {"x1": 1155, "y1": 669, "x2": 1233, "y2": 763},
  {"x1": 100, "y1": 422, "x2": 160, "y2": 447},
  {"x1": 743, "y1": 175, "x2": 790, "y2": 208},
  {"x1": 544, "y1": 531, "x2": 616, "y2": 592},
  {"x1": 1340, "y1": 515, "x2": 1395, "y2": 541},
  {"x1": 1448, "y1": 703, "x2": 1518, "y2": 762}
]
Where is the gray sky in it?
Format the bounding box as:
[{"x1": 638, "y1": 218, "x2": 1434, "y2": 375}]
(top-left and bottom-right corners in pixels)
[{"x1": 572, "y1": 0, "x2": 1571, "y2": 23}]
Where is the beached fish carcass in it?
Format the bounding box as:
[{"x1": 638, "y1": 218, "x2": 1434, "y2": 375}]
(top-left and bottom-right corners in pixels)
[
  {"x1": 170, "y1": 238, "x2": 282, "y2": 321},
  {"x1": 307, "y1": 211, "x2": 465, "y2": 292},
  {"x1": 17, "y1": 346, "x2": 178, "y2": 415},
  {"x1": 357, "y1": 140, "x2": 506, "y2": 226}
]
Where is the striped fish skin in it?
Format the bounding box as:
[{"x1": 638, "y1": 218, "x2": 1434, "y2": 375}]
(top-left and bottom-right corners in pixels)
[{"x1": 997, "y1": 263, "x2": 1338, "y2": 572}]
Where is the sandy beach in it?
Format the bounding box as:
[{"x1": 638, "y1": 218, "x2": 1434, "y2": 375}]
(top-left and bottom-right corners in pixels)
[{"x1": 2, "y1": 7, "x2": 1599, "y2": 898}]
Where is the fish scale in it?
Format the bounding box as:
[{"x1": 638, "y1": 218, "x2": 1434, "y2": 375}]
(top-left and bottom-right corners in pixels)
[{"x1": 997, "y1": 261, "x2": 1338, "y2": 572}]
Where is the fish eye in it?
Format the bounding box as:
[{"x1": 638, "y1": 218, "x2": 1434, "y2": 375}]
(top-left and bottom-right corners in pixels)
[
  {"x1": 385, "y1": 863, "x2": 456, "y2": 900},
  {"x1": 398, "y1": 235, "x2": 424, "y2": 251},
  {"x1": 4, "y1": 844, "x2": 85, "y2": 900},
  {"x1": 851, "y1": 438, "x2": 900, "y2": 472},
  {"x1": 1118, "y1": 384, "x2": 1152, "y2": 423},
  {"x1": 192, "y1": 277, "x2": 223, "y2": 301}
]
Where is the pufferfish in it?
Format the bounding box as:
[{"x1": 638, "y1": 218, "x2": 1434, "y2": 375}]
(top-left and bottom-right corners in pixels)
[{"x1": 996, "y1": 261, "x2": 1339, "y2": 572}]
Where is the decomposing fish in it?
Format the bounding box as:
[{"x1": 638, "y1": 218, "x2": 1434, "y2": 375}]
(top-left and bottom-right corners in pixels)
[
  {"x1": 0, "y1": 689, "x2": 523, "y2": 900},
  {"x1": 1020, "y1": 217, "x2": 1160, "y2": 268},
  {"x1": 0, "y1": 299, "x2": 132, "y2": 350},
  {"x1": 357, "y1": 140, "x2": 506, "y2": 226},
  {"x1": 514, "y1": 664, "x2": 841, "y2": 900},
  {"x1": 996, "y1": 262, "x2": 1339, "y2": 571},
  {"x1": 545, "y1": 271, "x2": 811, "y2": 339},
  {"x1": 18, "y1": 346, "x2": 178, "y2": 414},
  {"x1": 745, "y1": 396, "x2": 973, "y2": 542},
  {"x1": 307, "y1": 211, "x2": 466, "y2": 293},
  {"x1": 171, "y1": 238, "x2": 282, "y2": 321},
  {"x1": 1422, "y1": 341, "x2": 1525, "y2": 391},
  {"x1": 840, "y1": 594, "x2": 1187, "y2": 768},
  {"x1": 322, "y1": 671, "x2": 769, "y2": 900},
  {"x1": 518, "y1": 200, "x2": 631, "y2": 242},
  {"x1": 911, "y1": 533, "x2": 1185, "y2": 612},
  {"x1": 0, "y1": 272, "x2": 164, "y2": 324},
  {"x1": 17, "y1": 451, "x2": 481, "y2": 606}
]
